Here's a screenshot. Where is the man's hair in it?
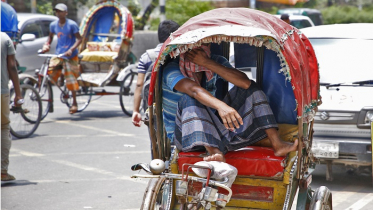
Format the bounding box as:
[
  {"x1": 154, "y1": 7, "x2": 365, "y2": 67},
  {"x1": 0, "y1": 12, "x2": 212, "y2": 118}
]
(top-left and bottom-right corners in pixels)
[
  {"x1": 158, "y1": 20, "x2": 180, "y2": 43},
  {"x1": 280, "y1": 14, "x2": 290, "y2": 20}
]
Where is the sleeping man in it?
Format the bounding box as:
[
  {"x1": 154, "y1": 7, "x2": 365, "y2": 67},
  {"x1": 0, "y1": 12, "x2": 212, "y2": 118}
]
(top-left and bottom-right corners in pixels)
[{"x1": 162, "y1": 45, "x2": 298, "y2": 162}]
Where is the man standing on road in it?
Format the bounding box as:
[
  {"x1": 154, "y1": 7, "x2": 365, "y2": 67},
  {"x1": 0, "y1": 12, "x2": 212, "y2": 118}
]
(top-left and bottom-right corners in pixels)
[
  {"x1": 1, "y1": 32, "x2": 23, "y2": 181},
  {"x1": 132, "y1": 20, "x2": 179, "y2": 127},
  {"x1": 42, "y1": 3, "x2": 82, "y2": 114}
]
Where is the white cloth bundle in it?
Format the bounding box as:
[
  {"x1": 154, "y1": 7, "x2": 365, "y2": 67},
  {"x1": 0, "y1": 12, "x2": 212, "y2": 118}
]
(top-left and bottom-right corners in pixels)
[{"x1": 192, "y1": 161, "x2": 238, "y2": 187}]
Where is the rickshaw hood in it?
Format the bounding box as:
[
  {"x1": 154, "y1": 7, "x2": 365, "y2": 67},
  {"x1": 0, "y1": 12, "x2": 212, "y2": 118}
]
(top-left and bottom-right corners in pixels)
[{"x1": 150, "y1": 8, "x2": 320, "y2": 122}]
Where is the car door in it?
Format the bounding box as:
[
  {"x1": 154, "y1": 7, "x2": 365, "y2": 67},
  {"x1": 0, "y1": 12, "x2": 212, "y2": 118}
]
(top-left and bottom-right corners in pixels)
[{"x1": 16, "y1": 17, "x2": 57, "y2": 72}]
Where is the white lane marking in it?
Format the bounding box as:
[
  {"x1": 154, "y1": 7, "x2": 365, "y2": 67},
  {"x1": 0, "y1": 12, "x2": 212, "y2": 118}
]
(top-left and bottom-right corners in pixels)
[
  {"x1": 30, "y1": 134, "x2": 148, "y2": 138},
  {"x1": 49, "y1": 159, "x2": 147, "y2": 184},
  {"x1": 344, "y1": 193, "x2": 373, "y2": 210},
  {"x1": 11, "y1": 149, "x2": 45, "y2": 157},
  {"x1": 332, "y1": 185, "x2": 365, "y2": 207},
  {"x1": 11, "y1": 149, "x2": 148, "y2": 184},
  {"x1": 94, "y1": 101, "x2": 121, "y2": 108},
  {"x1": 56, "y1": 120, "x2": 134, "y2": 136},
  {"x1": 10, "y1": 150, "x2": 150, "y2": 157}
]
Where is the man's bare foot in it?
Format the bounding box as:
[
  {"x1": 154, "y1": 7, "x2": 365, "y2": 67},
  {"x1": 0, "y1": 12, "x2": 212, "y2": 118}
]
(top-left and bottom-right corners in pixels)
[
  {"x1": 203, "y1": 153, "x2": 226, "y2": 162},
  {"x1": 273, "y1": 139, "x2": 298, "y2": 156}
]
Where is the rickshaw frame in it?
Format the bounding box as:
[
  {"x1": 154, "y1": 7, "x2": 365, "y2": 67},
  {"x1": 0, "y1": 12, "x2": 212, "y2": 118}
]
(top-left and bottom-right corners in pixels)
[
  {"x1": 28, "y1": 0, "x2": 139, "y2": 117},
  {"x1": 133, "y1": 8, "x2": 331, "y2": 210}
]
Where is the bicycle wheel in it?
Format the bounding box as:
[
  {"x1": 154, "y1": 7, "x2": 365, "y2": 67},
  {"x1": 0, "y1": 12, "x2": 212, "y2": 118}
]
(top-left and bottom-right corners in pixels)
[
  {"x1": 119, "y1": 71, "x2": 138, "y2": 116},
  {"x1": 34, "y1": 79, "x2": 53, "y2": 120},
  {"x1": 9, "y1": 84, "x2": 42, "y2": 139},
  {"x1": 62, "y1": 85, "x2": 93, "y2": 112},
  {"x1": 141, "y1": 177, "x2": 174, "y2": 210}
]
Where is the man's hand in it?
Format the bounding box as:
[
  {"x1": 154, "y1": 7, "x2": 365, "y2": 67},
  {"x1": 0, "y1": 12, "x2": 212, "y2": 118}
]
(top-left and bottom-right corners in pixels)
[
  {"x1": 42, "y1": 44, "x2": 50, "y2": 53},
  {"x1": 65, "y1": 49, "x2": 73, "y2": 57},
  {"x1": 216, "y1": 104, "x2": 243, "y2": 131},
  {"x1": 132, "y1": 111, "x2": 142, "y2": 127},
  {"x1": 185, "y1": 49, "x2": 210, "y2": 67},
  {"x1": 14, "y1": 95, "x2": 23, "y2": 107}
]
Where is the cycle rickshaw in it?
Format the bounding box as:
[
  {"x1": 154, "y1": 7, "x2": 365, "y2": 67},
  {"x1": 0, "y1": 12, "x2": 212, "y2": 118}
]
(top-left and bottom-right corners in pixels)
[
  {"x1": 2, "y1": 2, "x2": 42, "y2": 138},
  {"x1": 131, "y1": 8, "x2": 332, "y2": 210},
  {"x1": 30, "y1": 0, "x2": 138, "y2": 119}
]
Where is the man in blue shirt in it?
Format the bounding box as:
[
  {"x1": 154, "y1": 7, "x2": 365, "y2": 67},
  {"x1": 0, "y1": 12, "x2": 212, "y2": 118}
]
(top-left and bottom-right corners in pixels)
[
  {"x1": 162, "y1": 47, "x2": 298, "y2": 162},
  {"x1": 42, "y1": 3, "x2": 82, "y2": 114}
]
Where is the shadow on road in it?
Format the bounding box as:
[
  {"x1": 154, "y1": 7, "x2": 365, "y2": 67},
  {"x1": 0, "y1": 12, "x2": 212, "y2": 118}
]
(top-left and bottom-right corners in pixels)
[
  {"x1": 311, "y1": 164, "x2": 372, "y2": 192},
  {"x1": 1, "y1": 180, "x2": 38, "y2": 187}
]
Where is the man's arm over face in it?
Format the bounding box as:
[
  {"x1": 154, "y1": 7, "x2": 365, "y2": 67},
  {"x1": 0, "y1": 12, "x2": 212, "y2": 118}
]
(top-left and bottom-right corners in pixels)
[
  {"x1": 185, "y1": 49, "x2": 251, "y2": 89},
  {"x1": 169, "y1": 67, "x2": 243, "y2": 131}
]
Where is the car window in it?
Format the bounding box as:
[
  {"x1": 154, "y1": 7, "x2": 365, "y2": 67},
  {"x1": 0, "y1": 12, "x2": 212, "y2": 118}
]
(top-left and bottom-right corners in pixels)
[
  {"x1": 309, "y1": 38, "x2": 373, "y2": 83},
  {"x1": 291, "y1": 20, "x2": 312, "y2": 29},
  {"x1": 20, "y1": 22, "x2": 42, "y2": 38},
  {"x1": 39, "y1": 20, "x2": 53, "y2": 37}
]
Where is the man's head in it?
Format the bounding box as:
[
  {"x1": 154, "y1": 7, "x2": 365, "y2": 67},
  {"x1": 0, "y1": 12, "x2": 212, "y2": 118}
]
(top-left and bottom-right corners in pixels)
[
  {"x1": 54, "y1": 3, "x2": 68, "y2": 19},
  {"x1": 158, "y1": 20, "x2": 180, "y2": 43},
  {"x1": 280, "y1": 14, "x2": 291, "y2": 24}
]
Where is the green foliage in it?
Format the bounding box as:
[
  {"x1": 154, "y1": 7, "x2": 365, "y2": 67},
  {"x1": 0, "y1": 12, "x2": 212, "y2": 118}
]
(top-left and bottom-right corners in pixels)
[
  {"x1": 260, "y1": 6, "x2": 279, "y2": 14},
  {"x1": 165, "y1": 0, "x2": 214, "y2": 26},
  {"x1": 36, "y1": 1, "x2": 53, "y2": 15},
  {"x1": 322, "y1": 5, "x2": 373, "y2": 24},
  {"x1": 127, "y1": 0, "x2": 141, "y2": 17},
  {"x1": 142, "y1": 0, "x2": 214, "y2": 31}
]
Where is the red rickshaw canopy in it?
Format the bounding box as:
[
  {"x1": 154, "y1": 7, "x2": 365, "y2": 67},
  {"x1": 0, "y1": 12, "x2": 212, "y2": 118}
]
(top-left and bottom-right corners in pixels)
[{"x1": 150, "y1": 8, "x2": 320, "y2": 122}]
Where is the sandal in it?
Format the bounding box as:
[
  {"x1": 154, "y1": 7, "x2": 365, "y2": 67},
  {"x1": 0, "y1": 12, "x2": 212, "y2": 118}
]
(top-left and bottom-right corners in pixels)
[{"x1": 69, "y1": 105, "x2": 78, "y2": 114}]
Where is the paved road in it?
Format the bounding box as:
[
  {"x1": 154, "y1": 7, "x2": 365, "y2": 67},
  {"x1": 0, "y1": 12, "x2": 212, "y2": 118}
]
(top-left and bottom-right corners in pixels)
[{"x1": 2, "y1": 87, "x2": 372, "y2": 210}]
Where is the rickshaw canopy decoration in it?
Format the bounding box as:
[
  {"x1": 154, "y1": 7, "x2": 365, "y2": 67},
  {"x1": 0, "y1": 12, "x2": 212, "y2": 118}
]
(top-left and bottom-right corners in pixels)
[
  {"x1": 149, "y1": 8, "x2": 320, "y2": 122},
  {"x1": 79, "y1": 0, "x2": 134, "y2": 42}
]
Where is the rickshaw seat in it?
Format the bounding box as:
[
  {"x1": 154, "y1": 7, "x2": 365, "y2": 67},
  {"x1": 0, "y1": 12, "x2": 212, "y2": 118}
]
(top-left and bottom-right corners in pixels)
[
  {"x1": 177, "y1": 124, "x2": 298, "y2": 178},
  {"x1": 80, "y1": 50, "x2": 117, "y2": 63},
  {"x1": 178, "y1": 147, "x2": 286, "y2": 178}
]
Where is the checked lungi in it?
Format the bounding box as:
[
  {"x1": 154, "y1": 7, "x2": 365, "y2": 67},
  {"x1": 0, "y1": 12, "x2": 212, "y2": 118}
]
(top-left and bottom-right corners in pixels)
[
  {"x1": 48, "y1": 56, "x2": 80, "y2": 91},
  {"x1": 174, "y1": 82, "x2": 278, "y2": 154}
]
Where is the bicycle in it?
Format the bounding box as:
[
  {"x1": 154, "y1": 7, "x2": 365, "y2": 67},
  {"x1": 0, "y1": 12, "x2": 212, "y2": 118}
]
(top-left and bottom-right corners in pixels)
[
  {"x1": 9, "y1": 83, "x2": 42, "y2": 138},
  {"x1": 118, "y1": 63, "x2": 142, "y2": 116},
  {"x1": 34, "y1": 53, "x2": 93, "y2": 119}
]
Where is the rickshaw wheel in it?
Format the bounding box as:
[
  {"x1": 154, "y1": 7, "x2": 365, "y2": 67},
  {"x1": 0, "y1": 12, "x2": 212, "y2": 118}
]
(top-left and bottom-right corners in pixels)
[
  {"x1": 309, "y1": 186, "x2": 332, "y2": 210},
  {"x1": 141, "y1": 177, "x2": 173, "y2": 210},
  {"x1": 62, "y1": 85, "x2": 93, "y2": 112},
  {"x1": 33, "y1": 80, "x2": 53, "y2": 120},
  {"x1": 119, "y1": 71, "x2": 139, "y2": 116},
  {"x1": 9, "y1": 84, "x2": 42, "y2": 139}
]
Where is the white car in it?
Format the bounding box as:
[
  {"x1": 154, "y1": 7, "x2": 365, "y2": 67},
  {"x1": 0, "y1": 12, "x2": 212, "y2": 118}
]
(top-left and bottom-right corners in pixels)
[
  {"x1": 274, "y1": 14, "x2": 315, "y2": 29},
  {"x1": 16, "y1": 13, "x2": 58, "y2": 72},
  {"x1": 301, "y1": 24, "x2": 373, "y2": 180}
]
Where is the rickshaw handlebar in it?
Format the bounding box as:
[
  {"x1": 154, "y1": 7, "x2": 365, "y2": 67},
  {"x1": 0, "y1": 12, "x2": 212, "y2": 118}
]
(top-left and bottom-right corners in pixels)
[
  {"x1": 37, "y1": 49, "x2": 65, "y2": 59},
  {"x1": 131, "y1": 173, "x2": 233, "y2": 200}
]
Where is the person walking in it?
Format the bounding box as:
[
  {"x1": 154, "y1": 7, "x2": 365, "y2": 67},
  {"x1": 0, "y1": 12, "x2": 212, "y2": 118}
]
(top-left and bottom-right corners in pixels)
[
  {"x1": 132, "y1": 20, "x2": 180, "y2": 127},
  {"x1": 1, "y1": 32, "x2": 23, "y2": 181},
  {"x1": 41, "y1": 3, "x2": 82, "y2": 114}
]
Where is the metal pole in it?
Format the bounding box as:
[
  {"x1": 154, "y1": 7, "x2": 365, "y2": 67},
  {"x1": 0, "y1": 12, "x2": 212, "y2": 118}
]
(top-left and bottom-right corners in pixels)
[
  {"x1": 250, "y1": 0, "x2": 256, "y2": 9},
  {"x1": 31, "y1": 0, "x2": 36, "y2": 13},
  {"x1": 159, "y1": 0, "x2": 165, "y2": 22}
]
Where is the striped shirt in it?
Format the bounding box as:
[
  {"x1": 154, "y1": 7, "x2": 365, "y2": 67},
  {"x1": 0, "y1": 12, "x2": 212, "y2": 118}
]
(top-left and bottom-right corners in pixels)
[
  {"x1": 162, "y1": 55, "x2": 232, "y2": 141},
  {"x1": 137, "y1": 43, "x2": 163, "y2": 74}
]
